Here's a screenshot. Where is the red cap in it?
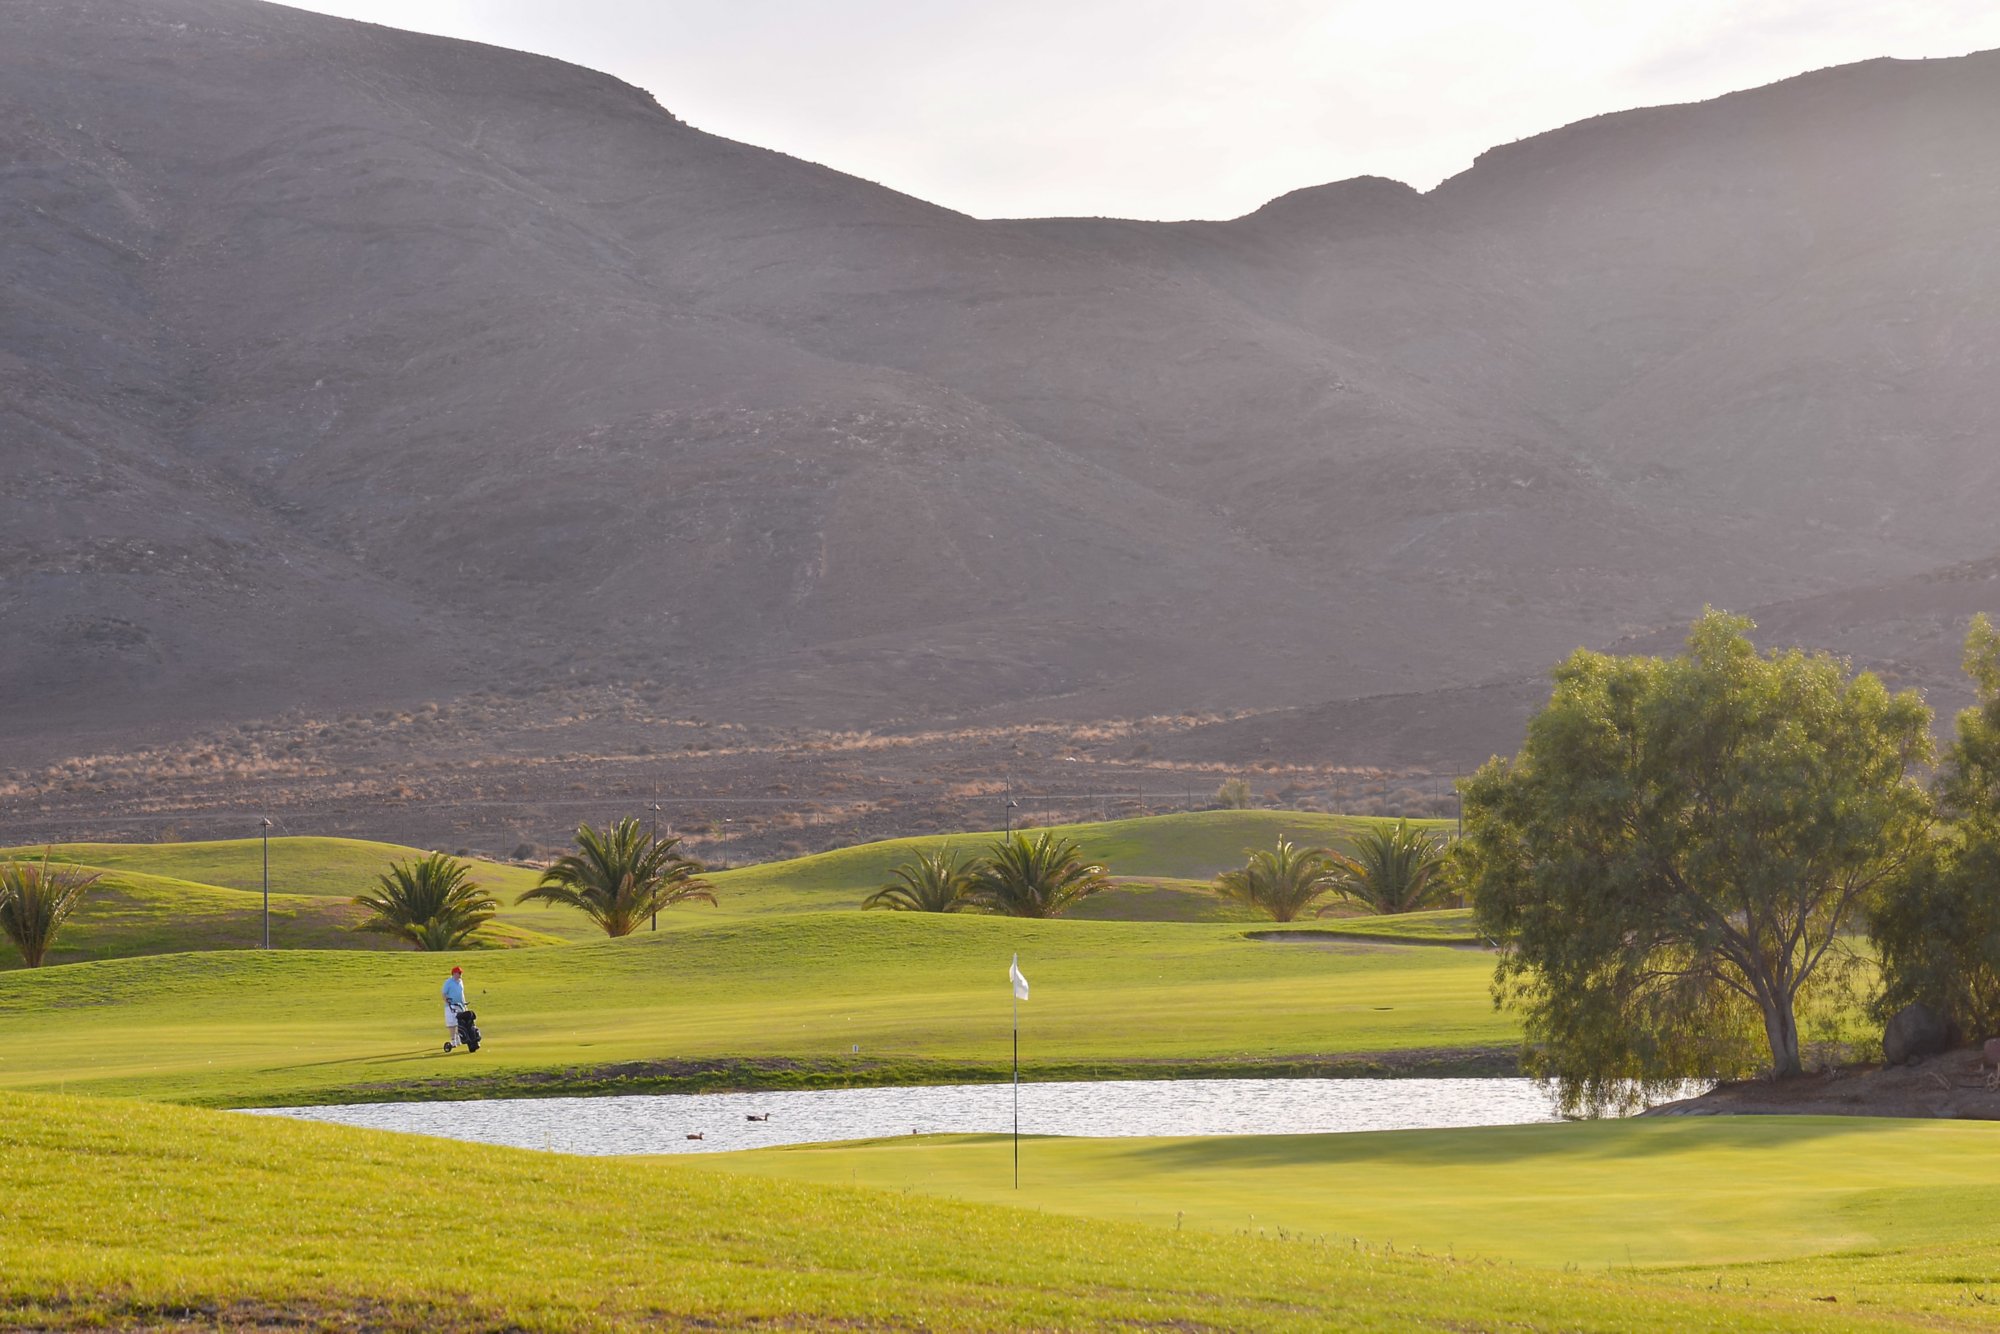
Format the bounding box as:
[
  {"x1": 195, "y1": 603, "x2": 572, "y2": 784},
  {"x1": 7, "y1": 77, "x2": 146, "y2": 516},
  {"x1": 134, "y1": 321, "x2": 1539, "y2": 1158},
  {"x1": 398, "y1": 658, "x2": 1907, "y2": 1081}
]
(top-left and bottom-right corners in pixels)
[{"x1": 450, "y1": 966, "x2": 462, "y2": 975}]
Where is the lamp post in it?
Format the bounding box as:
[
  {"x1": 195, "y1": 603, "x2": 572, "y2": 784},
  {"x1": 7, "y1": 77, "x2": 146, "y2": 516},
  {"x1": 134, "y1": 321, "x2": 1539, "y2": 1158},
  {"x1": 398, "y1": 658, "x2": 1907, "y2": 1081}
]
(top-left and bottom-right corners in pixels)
[
  {"x1": 260, "y1": 817, "x2": 272, "y2": 949},
  {"x1": 721, "y1": 816, "x2": 732, "y2": 870},
  {"x1": 649, "y1": 802, "x2": 663, "y2": 932}
]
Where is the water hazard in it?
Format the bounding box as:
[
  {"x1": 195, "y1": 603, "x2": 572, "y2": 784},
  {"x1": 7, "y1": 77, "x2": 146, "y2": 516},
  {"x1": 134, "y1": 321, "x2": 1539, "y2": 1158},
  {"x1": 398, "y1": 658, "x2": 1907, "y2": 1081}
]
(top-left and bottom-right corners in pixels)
[{"x1": 245, "y1": 1077, "x2": 1558, "y2": 1155}]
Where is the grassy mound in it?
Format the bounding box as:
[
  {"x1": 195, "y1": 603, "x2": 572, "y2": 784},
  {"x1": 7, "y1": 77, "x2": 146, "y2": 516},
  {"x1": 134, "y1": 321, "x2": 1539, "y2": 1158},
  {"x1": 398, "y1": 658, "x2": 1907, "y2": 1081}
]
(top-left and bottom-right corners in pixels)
[
  {"x1": 0, "y1": 914, "x2": 1509, "y2": 1104},
  {"x1": 15, "y1": 838, "x2": 600, "y2": 945},
  {"x1": 0, "y1": 1090, "x2": 1940, "y2": 1331},
  {"x1": 0, "y1": 866, "x2": 565, "y2": 971},
  {"x1": 5, "y1": 812, "x2": 1458, "y2": 966},
  {"x1": 705, "y1": 810, "x2": 1448, "y2": 914}
]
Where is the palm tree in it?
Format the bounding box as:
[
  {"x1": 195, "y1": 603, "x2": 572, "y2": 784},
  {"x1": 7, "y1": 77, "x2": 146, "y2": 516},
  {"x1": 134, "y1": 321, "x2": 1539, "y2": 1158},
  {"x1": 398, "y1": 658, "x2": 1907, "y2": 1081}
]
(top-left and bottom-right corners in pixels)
[
  {"x1": 0, "y1": 850, "x2": 101, "y2": 967},
  {"x1": 965, "y1": 831, "x2": 1112, "y2": 919},
  {"x1": 517, "y1": 818, "x2": 715, "y2": 937},
  {"x1": 353, "y1": 852, "x2": 498, "y2": 950},
  {"x1": 1323, "y1": 820, "x2": 1451, "y2": 915},
  {"x1": 1213, "y1": 838, "x2": 1344, "y2": 922},
  {"x1": 865, "y1": 848, "x2": 975, "y2": 912}
]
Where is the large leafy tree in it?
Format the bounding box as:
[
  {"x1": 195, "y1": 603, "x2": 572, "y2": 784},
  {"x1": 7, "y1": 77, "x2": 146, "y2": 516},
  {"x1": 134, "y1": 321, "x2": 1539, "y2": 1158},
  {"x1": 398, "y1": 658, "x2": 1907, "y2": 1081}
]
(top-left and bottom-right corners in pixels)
[
  {"x1": 1326, "y1": 821, "x2": 1450, "y2": 915},
  {"x1": 1459, "y1": 610, "x2": 1932, "y2": 1113},
  {"x1": 0, "y1": 850, "x2": 101, "y2": 967},
  {"x1": 966, "y1": 831, "x2": 1111, "y2": 919},
  {"x1": 865, "y1": 848, "x2": 976, "y2": 912},
  {"x1": 353, "y1": 852, "x2": 498, "y2": 951},
  {"x1": 1214, "y1": 839, "x2": 1344, "y2": 922},
  {"x1": 1871, "y1": 615, "x2": 2000, "y2": 1035},
  {"x1": 517, "y1": 818, "x2": 715, "y2": 937}
]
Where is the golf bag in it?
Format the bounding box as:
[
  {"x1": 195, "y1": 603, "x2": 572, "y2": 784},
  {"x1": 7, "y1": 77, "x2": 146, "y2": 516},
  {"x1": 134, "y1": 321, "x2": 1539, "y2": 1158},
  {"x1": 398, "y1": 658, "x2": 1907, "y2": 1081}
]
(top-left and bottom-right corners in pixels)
[{"x1": 455, "y1": 1006, "x2": 482, "y2": 1053}]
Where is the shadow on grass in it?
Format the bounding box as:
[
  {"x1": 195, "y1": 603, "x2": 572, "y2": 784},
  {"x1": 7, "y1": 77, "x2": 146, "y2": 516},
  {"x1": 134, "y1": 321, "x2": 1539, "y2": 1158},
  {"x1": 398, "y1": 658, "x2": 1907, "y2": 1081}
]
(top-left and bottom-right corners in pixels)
[{"x1": 1118, "y1": 1114, "x2": 1911, "y2": 1170}]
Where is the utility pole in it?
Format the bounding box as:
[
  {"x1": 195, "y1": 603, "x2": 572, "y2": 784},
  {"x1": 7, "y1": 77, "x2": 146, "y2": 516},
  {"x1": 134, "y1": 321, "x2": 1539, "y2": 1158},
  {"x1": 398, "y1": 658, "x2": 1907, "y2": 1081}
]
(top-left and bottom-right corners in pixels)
[
  {"x1": 260, "y1": 817, "x2": 272, "y2": 949},
  {"x1": 649, "y1": 802, "x2": 663, "y2": 932}
]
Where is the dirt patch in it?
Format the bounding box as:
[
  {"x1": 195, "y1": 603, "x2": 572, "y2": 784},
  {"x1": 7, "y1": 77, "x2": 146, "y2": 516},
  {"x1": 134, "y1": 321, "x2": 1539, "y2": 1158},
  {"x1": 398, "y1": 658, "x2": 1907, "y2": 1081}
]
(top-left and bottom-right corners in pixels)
[{"x1": 1646, "y1": 1046, "x2": 2000, "y2": 1120}]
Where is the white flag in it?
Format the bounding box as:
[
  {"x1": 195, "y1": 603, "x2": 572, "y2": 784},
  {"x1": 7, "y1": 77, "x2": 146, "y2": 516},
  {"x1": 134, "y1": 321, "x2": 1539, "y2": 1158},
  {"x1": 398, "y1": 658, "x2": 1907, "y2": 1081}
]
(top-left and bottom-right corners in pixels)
[{"x1": 1010, "y1": 953, "x2": 1030, "y2": 1001}]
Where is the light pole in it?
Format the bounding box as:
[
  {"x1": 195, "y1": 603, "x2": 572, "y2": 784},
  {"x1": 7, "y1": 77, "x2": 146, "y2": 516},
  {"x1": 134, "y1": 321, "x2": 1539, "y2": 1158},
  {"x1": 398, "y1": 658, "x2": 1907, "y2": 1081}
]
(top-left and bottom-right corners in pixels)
[
  {"x1": 648, "y1": 802, "x2": 663, "y2": 932},
  {"x1": 260, "y1": 817, "x2": 272, "y2": 949},
  {"x1": 721, "y1": 816, "x2": 732, "y2": 870}
]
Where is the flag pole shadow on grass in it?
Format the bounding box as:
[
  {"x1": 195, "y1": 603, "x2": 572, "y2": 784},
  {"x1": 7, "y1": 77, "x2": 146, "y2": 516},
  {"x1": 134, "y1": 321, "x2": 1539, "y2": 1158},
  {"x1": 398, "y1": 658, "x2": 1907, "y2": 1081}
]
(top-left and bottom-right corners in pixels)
[{"x1": 1010, "y1": 953, "x2": 1029, "y2": 1189}]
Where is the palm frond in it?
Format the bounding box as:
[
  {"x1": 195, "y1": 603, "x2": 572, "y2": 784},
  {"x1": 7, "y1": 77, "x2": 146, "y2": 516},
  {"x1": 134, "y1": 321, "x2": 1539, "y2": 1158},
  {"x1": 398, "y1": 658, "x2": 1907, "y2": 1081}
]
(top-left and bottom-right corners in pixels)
[
  {"x1": 350, "y1": 852, "x2": 496, "y2": 950},
  {"x1": 0, "y1": 849, "x2": 102, "y2": 967},
  {"x1": 965, "y1": 832, "x2": 1111, "y2": 919},
  {"x1": 517, "y1": 818, "x2": 715, "y2": 937},
  {"x1": 1213, "y1": 838, "x2": 1342, "y2": 922},
  {"x1": 1321, "y1": 820, "x2": 1451, "y2": 915},
  {"x1": 865, "y1": 848, "x2": 974, "y2": 912}
]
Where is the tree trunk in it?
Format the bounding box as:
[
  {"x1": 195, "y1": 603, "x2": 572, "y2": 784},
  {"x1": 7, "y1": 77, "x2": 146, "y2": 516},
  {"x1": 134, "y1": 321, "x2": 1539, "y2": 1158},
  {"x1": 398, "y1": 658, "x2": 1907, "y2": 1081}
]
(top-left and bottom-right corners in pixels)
[{"x1": 1760, "y1": 997, "x2": 1803, "y2": 1077}]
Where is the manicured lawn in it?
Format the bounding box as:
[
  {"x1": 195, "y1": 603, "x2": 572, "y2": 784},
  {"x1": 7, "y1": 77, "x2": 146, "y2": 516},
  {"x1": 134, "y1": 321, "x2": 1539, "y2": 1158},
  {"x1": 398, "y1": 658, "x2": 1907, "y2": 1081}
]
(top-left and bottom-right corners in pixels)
[
  {"x1": 17, "y1": 837, "x2": 597, "y2": 943},
  {"x1": 685, "y1": 1116, "x2": 2000, "y2": 1269},
  {"x1": 0, "y1": 867, "x2": 565, "y2": 971},
  {"x1": 0, "y1": 1090, "x2": 1961, "y2": 1332},
  {"x1": 704, "y1": 809, "x2": 1451, "y2": 914},
  {"x1": 0, "y1": 913, "x2": 1509, "y2": 1104},
  {"x1": 4, "y1": 813, "x2": 1462, "y2": 966}
]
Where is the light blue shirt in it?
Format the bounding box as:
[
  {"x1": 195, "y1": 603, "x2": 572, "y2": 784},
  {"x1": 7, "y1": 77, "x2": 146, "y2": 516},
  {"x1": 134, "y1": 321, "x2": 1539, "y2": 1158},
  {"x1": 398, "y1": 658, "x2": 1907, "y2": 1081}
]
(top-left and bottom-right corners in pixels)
[{"x1": 442, "y1": 975, "x2": 465, "y2": 1007}]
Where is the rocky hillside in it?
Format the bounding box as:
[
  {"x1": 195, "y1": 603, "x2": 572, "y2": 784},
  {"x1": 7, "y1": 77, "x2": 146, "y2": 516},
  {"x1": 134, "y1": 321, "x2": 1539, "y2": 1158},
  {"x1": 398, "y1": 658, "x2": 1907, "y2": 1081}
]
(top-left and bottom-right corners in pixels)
[{"x1": 7, "y1": 0, "x2": 2000, "y2": 765}]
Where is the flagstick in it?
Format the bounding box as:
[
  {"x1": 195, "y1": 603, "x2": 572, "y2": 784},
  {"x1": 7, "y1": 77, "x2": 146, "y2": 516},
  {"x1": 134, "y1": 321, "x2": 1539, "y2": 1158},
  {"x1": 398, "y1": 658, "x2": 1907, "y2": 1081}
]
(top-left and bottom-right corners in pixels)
[{"x1": 1012, "y1": 991, "x2": 1020, "y2": 1190}]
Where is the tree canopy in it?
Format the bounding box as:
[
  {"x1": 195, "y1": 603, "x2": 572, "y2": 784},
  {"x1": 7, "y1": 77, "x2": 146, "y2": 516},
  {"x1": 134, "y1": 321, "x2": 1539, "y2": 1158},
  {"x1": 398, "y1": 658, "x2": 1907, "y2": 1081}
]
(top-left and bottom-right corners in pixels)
[
  {"x1": 1871, "y1": 615, "x2": 2000, "y2": 1036},
  {"x1": 1459, "y1": 610, "x2": 1932, "y2": 1114}
]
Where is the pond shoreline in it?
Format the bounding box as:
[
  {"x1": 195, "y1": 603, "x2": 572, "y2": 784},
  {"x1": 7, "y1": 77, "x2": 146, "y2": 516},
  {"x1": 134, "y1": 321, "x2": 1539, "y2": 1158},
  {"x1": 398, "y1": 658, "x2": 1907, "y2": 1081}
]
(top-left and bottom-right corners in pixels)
[
  {"x1": 244, "y1": 1075, "x2": 1557, "y2": 1154},
  {"x1": 209, "y1": 1046, "x2": 1523, "y2": 1109}
]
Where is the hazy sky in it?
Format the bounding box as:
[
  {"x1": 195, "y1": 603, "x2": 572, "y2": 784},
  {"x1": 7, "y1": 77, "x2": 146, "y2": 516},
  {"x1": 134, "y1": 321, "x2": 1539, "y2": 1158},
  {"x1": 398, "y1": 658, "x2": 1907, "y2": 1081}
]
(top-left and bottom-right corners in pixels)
[{"x1": 284, "y1": 1, "x2": 2000, "y2": 220}]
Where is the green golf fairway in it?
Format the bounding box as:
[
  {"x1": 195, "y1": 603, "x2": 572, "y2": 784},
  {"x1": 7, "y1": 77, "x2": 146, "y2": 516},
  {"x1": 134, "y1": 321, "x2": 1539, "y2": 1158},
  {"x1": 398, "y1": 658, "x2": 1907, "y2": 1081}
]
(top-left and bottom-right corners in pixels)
[
  {"x1": 684, "y1": 1116, "x2": 2000, "y2": 1269},
  {"x1": 704, "y1": 809, "x2": 1453, "y2": 914},
  {"x1": 8, "y1": 812, "x2": 1461, "y2": 964},
  {"x1": 0, "y1": 913, "x2": 1508, "y2": 1104},
  {"x1": 0, "y1": 865, "x2": 568, "y2": 970},
  {"x1": 0, "y1": 1090, "x2": 1971, "y2": 1332}
]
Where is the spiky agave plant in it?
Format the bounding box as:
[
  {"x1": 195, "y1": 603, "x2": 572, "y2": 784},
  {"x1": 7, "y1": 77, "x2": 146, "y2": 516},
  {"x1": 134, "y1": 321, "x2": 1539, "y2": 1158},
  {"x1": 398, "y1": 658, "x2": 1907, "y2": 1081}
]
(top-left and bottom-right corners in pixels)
[
  {"x1": 865, "y1": 847, "x2": 976, "y2": 912},
  {"x1": 517, "y1": 818, "x2": 715, "y2": 937},
  {"x1": 1213, "y1": 838, "x2": 1344, "y2": 922},
  {"x1": 0, "y1": 850, "x2": 102, "y2": 967},
  {"x1": 353, "y1": 852, "x2": 498, "y2": 950},
  {"x1": 966, "y1": 831, "x2": 1112, "y2": 919},
  {"x1": 1323, "y1": 819, "x2": 1451, "y2": 915}
]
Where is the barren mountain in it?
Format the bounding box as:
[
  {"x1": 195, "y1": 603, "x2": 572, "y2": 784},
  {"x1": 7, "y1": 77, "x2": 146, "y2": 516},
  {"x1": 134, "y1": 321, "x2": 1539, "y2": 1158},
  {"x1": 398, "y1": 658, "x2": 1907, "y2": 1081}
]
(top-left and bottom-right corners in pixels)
[{"x1": 7, "y1": 0, "x2": 2000, "y2": 783}]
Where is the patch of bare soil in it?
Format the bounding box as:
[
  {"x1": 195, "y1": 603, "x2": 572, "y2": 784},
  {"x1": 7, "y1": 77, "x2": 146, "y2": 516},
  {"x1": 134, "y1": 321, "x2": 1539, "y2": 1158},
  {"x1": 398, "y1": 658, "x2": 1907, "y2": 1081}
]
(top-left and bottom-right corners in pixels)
[{"x1": 1646, "y1": 1047, "x2": 2000, "y2": 1120}]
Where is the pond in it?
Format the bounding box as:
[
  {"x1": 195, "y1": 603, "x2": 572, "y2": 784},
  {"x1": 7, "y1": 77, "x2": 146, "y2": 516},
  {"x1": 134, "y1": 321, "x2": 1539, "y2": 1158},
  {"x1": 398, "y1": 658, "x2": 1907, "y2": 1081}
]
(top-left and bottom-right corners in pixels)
[{"x1": 245, "y1": 1077, "x2": 1558, "y2": 1155}]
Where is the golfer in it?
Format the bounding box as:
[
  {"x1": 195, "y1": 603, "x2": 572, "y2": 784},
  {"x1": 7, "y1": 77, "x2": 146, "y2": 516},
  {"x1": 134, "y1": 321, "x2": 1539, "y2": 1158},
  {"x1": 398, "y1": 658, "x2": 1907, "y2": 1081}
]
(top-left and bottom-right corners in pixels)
[{"x1": 442, "y1": 965, "x2": 467, "y2": 1052}]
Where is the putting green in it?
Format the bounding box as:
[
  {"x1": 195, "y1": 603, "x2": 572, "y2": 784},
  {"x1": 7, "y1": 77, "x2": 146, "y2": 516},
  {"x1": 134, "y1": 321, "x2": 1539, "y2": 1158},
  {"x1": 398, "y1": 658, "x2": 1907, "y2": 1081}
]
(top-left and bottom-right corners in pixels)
[
  {"x1": 0, "y1": 1090, "x2": 1968, "y2": 1331},
  {"x1": 683, "y1": 1115, "x2": 2000, "y2": 1269}
]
